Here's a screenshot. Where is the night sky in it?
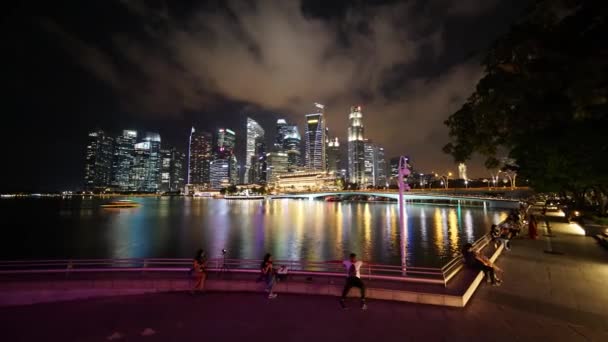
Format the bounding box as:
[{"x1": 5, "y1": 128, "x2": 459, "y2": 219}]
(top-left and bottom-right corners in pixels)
[{"x1": 3, "y1": 0, "x2": 529, "y2": 192}]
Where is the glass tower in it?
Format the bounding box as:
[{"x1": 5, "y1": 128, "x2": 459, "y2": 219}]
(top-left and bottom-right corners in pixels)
[
  {"x1": 244, "y1": 118, "x2": 265, "y2": 184},
  {"x1": 283, "y1": 124, "x2": 301, "y2": 171},
  {"x1": 327, "y1": 137, "x2": 341, "y2": 174},
  {"x1": 83, "y1": 129, "x2": 114, "y2": 191},
  {"x1": 348, "y1": 106, "x2": 365, "y2": 186},
  {"x1": 111, "y1": 130, "x2": 137, "y2": 190},
  {"x1": 188, "y1": 127, "x2": 213, "y2": 186},
  {"x1": 304, "y1": 103, "x2": 326, "y2": 171}
]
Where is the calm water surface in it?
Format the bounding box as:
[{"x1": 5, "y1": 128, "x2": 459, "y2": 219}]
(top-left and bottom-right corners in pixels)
[{"x1": 1, "y1": 197, "x2": 507, "y2": 267}]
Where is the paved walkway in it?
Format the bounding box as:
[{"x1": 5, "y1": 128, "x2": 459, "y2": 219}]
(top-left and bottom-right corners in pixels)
[{"x1": 1, "y1": 213, "x2": 607, "y2": 341}]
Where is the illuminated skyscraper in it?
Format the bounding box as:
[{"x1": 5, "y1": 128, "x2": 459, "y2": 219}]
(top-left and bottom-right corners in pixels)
[
  {"x1": 363, "y1": 139, "x2": 375, "y2": 187},
  {"x1": 348, "y1": 106, "x2": 365, "y2": 185},
  {"x1": 327, "y1": 137, "x2": 340, "y2": 174},
  {"x1": 188, "y1": 128, "x2": 213, "y2": 186},
  {"x1": 131, "y1": 132, "x2": 161, "y2": 192},
  {"x1": 111, "y1": 129, "x2": 137, "y2": 190},
  {"x1": 266, "y1": 152, "x2": 289, "y2": 183},
  {"x1": 160, "y1": 147, "x2": 186, "y2": 192},
  {"x1": 244, "y1": 118, "x2": 264, "y2": 184},
  {"x1": 375, "y1": 146, "x2": 387, "y2": 187},
  {"x1": 83, "y1": 129, "x2": 114, "y2": 191},
  {"x1": 304, "y1": 103, "x2": 326, "y2": 171},
  {"x1": 215, "y1": 128, "x2": 236, "y2": 158},
  {"x1": 214, "y1": 128, "x2": 238, "y2": 186},
  {"x1": 249, "y1": 138, "x2": 267, "y2": 184},
  {"x1": 283, "y1": 124, "x2": 301, "y2": 171},
  {"x1": 274, "y1": 119, "x2": 289, "y2": 151},
  {"x1": 209, "y1": 159, "x2": 231, "y2": 189}
]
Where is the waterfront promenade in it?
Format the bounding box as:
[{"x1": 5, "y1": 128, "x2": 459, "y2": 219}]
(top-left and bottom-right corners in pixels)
[{"x1": 1, "y1": 212, "x2": 607, "y2": 341}]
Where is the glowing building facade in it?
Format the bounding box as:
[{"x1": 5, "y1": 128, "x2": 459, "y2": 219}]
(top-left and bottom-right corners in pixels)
[
  {"x1": 244, "y1": 118, "x2": 265, "y2": 184},
  {"x1": 348, "y1": 106, "x2": 365, "y2": 185},
  {"x1": 83, "y1": 129, "x2": 114, "y2": 191},
  {"x1": 188, "y1": 128, "x2": 213, "y2": 187},
  {"x1": 304, "y1": 103, "x2": 326, "y2": 171}
]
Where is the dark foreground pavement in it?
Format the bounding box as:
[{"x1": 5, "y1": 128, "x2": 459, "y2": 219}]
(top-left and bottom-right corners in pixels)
[{"x1": 1, "y1": 213, "x2": 607, "y2": 342}]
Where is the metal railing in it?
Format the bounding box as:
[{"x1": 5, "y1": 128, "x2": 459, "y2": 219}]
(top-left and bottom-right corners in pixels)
[{"x1": 0, "y1": 234, "x2": 492, "y2": 288}]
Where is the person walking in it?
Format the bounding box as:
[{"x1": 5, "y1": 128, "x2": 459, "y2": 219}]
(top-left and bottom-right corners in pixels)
[
  {"x1": 260, "y1": 253, "x2": 278, "y2": 299},
  {"x1": 339, "y1": 253, "x2": 367, "y2": 310},
  {"x1": 191, "y1": 249, "x2": 207, "y2": 294},
  {"x1": 528, "y1": 214, "x2": 538, "y2": 239}
]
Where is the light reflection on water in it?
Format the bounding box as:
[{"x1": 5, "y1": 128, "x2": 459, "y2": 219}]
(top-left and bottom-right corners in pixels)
[{"x1": 0, "y1": 197, "x2": 508, "y2": 267}]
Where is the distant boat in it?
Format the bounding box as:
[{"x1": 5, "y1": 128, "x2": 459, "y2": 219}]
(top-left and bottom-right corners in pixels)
[
  {"x1": 101, "y1": 200, "x2": 140, "y2": 208},
  {"x1": 325, "y1": 196, "x2": 342, "y2": 202}
]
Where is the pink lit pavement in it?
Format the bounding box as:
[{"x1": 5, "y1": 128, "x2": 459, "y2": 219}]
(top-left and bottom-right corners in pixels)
[{"x1": 1, "y1": 214, "x2": 607, "y2": 341}]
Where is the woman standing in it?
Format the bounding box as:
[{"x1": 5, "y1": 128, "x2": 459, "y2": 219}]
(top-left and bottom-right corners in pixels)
[
  {"x1": 260, "y1": 253, "x2": 278, "y2": 299},
  {"x1": 192, "y1": 249, "x2": 207, "y2": 294},
  {"x1": 528, "y1": 214, "x2": 538, "y2": 240}
]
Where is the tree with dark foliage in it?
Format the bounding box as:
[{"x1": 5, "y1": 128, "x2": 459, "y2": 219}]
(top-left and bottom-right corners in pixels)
[{"x1": 444, "y1": 0, "x2": 608, "y2": 214}]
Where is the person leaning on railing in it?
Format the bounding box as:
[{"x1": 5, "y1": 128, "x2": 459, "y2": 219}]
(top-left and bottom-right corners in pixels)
[{"x1": 191, "y1": 249, "x2": 207, "y2": 295}]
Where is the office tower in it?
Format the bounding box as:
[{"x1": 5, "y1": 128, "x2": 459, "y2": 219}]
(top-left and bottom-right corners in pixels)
[
  {"x1": 111, "y1": 130, "x2": 137, "y2": 190},
  {"x1": 458, "y1": 163, "x2": 467, "y2": 180},
  {"x1": 130, "y1": 132, "x2": 161, "y2": 192},
  {"x1": 363, "y1": 139, "x2": 375, "y2": 187},
  {"x1": 266, "y1": 152, "x2": 289, "y2": 183},
  {"x1": 160, "y1": 147, "x2": 186, "y2": 192},
  {"x1": 209, "y1": 159, "x2": 230, "y2": 189},
  {"x1": 213, "y1": 128, "x2": 238, "y2": 187},
  {"x1": 375, "y1": 146, "x2": 387, "y2": 187},
  {"x1": 327, "y1": 137, "x2": 340, "y2": 174},
  {"x1": 274, "y1": 119, "x2": 289, "y2": 151},
  {"x1": 215, "y1": 128, "x2": 236, "y2": 158},
  {"x1": 244, "y1": 118, "x2": 265, "y2": 184},
  {"x1": 283, "y1": 124, "x2": 301, "y2": 171},
  {"x1": 83, "y1": 129, "x2": 114, "y2": 191},
  {"x1": 249, "y1": 138, "x2": 267, "y2": 184},
  {"x1": 348, "y1": 105, "x2": 365, "y2": 186},
  {"x1": 188, "y1": 128, "x2": 213, "y2": 186},
  {"x1": 304, "y1": 103, "x2": 326, "y2": 171}
]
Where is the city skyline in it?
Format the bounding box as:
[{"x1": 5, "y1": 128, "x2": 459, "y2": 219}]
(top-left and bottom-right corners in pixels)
[{"x1": 3, "y1": 1, "x2": 530, "y2": 191}]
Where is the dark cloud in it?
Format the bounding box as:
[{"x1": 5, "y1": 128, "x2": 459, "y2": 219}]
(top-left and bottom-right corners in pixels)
[{"x1": 40, "y1": 0, "x2": 524, "y2": 177}]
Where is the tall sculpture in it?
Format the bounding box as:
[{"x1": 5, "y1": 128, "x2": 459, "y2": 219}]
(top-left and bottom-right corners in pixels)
[{"x1": 398, "y1": 156, "x2": 411, "y2": 274}]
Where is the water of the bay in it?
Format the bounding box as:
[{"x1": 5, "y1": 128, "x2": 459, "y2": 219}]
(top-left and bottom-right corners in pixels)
[{"x1": 0, "y1": 197, "x2": 508, "y2": 267}]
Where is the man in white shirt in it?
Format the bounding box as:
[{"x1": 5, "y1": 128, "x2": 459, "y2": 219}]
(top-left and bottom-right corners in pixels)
[{"x1": 340, "y1": 253, "x2": 367, "y2": 310}]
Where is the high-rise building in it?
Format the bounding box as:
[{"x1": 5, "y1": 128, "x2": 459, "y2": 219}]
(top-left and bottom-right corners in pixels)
[
  {"x1": 83, "y1": 129, "x2": 114, "y2": 191},
  {"x1": 283, "y1": 124, "x2": 301, "y2": 171},
  {"x1": 249, "y1": 138, "x2": 267, "y2": 184},
  {"x1": 348, "y1": 106, "x2": 365, "y2": 185},
  {"x1": 375, "y1": 146, "x2": 387, "y2": 187},
  {"x1": 188, "y1": 128, "x2": 213, "y2": 187},
  {"x1": 160, "y1": 147, "x2": 186, "y2": 192},
  {"x1": 327, "y1": 137, "x2": 340, "y2": 174},
  {"x1": 215, "y1": 128, "x2": 236, "y2": 158},
  {"x1": 363, "y1": 139, "x2": 375, "y2": 187},
  {"x1": 131, "y1": 132, "x2": 162, "y2": 192},
  {"x1": 111, "y1": 130, "x2": 137, "y2": 190},
  {"x1": 458, "y1": 162, "x2": 468, "y2": 180},
  {"x1": 304, "y1": 103, "x2": 326, "y2": 171},
  {"x1": 209, "y1": 159, "x2": 230, "y2": 189},
  {"x1": 266, "y1": 152, "x2": 289, "y2": 183},
  {"x1": 274, "y1": 119, "x2": 289, "y2": 151},
  {"x1": 244, "y1": 118, "x2": 264, "y2": 184},
  {"x1": 213, "y1": 128, "x2": 238, "y2": 187}
]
